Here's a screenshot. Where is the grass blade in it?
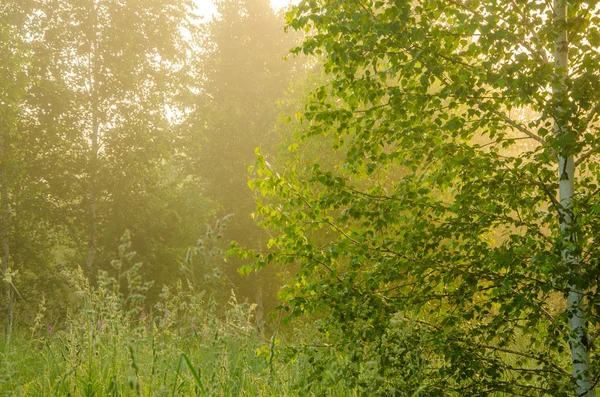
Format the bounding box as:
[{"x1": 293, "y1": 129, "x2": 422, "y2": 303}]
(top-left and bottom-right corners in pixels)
[{"x1": 182, "y1": 353, "x2": 206, "y2": 394}]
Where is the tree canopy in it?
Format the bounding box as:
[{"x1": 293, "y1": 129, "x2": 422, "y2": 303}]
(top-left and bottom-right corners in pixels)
[
  {"x1": 0, "y1": 0, "x2": 213, "y2": 328},
  {"x1": 191, "y1": 0, "x2": 305, "y2": 311},
  {"x1": 0, "y1": 0, "x2": 303, "y2": 333},
  {"x1": 244, "y1": 0, "x2": 600, "y2": 395}
]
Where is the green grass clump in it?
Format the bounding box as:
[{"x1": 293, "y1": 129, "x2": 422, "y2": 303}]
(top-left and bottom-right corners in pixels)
[{"x1": 0, "y1": 260, "x2": 357, "y2": 397}]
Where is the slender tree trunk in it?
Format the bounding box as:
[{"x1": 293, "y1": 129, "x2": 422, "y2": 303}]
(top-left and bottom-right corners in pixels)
[
  {"x1": 0, "y1": 140, "x2": 12, "y2": 336},
  {"x1": 254, "y1": 272, "x2": 264, "y2": 335},
  {"x1": 86, "y1": 103, "x2": 98, "y2": 277},
  {"x1": 86, "y1": 1, "x2": 99, "y2": 277},
  {"x1": 554, "y1": 1, "x2": 593, "y2": 395}
]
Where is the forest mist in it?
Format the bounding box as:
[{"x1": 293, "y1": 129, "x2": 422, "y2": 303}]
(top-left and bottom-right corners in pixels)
[
  {"x1": 0, "y1": 0, "x2": 304, "y2": 334},
  {"x1": 3, "y1": 0, "x2": 599, "y2": 395}
]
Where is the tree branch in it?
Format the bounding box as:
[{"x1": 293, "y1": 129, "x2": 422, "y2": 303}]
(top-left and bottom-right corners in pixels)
[
  {"x1": 575, "y1": 103, "x2": 600, "y2": 167},
  {"x1": 490, "y1": 109, "x2": 549, "y2": 148},
  {"x1": 409, "y1": 316, "x2": 570, "y2": 376}
]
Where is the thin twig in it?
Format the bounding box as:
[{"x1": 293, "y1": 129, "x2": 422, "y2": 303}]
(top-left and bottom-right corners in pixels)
[
  {"x1": 409, "y1": 317, "x2": 570, "y2": 376},
  {"x1": 490, "y1": 109, "x2": 549, "y2": 148}
]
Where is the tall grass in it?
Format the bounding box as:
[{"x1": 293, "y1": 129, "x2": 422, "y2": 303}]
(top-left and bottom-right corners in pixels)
[
  {"x1": 2, "y1": 232, "x2": 561, "y2": 396},
  {"x1": 0, "y1": 260, "x2": 357, "y2": 397}
]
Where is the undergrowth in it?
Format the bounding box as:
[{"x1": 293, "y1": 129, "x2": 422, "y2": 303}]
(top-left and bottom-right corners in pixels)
[{"x1": 0, "y1": 233, "x2": 357, "y2": 396}]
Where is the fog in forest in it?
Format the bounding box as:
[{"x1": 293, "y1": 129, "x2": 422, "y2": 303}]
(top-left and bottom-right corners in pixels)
[
  {"x1": 0, "y1": 0, "x2": 307, "y2": 332},
  {"x1": 2, "y1": 0, "x2": 600, "y2": 395}
]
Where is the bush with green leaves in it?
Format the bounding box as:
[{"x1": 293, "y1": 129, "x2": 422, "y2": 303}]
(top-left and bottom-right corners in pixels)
[{"x1": 240, "y1": 0, "x2": 600, "y2": 395}]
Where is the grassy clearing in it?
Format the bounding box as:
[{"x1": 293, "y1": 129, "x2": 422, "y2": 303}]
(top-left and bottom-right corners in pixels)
[
  {"x1": 0, "y1": 267, "x2": 356, "y2": 397},
  {"x1": 0, "y1": 259, "x2": 571, "y2": 396}
]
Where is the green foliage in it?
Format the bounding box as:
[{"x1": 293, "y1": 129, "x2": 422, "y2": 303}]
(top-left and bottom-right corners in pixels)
[
  {"x1": 0, "y1": 0, "x2": 218, "y2": 328},
  {"x1": 0, "y1": 244, "x2": 356, "y2": 397},
  {"x1": 243, "y1": 0, "x2": 600, "y2": 394},
  {"x1": 188, "y1": 0, "x2": 308, "y2": 316}
]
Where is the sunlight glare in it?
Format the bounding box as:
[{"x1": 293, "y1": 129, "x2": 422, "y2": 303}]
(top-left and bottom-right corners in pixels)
[{"x1": 195, "y1": 0, "x2": 299, "y2": 19}]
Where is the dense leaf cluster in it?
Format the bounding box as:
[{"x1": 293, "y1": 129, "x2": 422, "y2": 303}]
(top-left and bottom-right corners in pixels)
[
  {"x1": 243, "y1": 0, "x2": 600, "y2": 394},
  {"x1": 0, "y1": 0, "x2": 301, "y2": 330}
]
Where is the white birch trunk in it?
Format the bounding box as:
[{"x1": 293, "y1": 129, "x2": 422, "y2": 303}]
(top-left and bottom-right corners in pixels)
[{"x1": 554, "y1": 0, "x2": 593, "y2": 395}]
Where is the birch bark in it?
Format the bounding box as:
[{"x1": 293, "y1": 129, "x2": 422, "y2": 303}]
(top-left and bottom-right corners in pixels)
[{"x1": 554, "y1": 0, "x2": 593, "y2": 394}]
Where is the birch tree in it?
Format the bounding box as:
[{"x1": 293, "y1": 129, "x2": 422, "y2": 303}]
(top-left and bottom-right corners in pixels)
[
  {"x1": 244, "y1": 0, "x2": 600, "y2": 394},
  {"x1": 28, "y1": 0, "x2": 200, "y2": 280}
]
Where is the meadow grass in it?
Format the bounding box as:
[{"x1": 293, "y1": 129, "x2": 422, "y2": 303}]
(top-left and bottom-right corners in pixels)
[
  {"x1": 0, "y1": 269, "x2": 357, "y2": 397},
  {"x1": 0, "y1": 260, "x2": 571, "y2": 397}
]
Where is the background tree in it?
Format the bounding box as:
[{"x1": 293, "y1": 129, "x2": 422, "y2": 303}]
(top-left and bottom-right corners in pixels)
[
  {"x1": 191, "y1": 0, "x2": 303, "y2": 315},
  {"x1": 0, "y1": 1, "x2": 26, "y2": 335},
  {"x1": 0, "y1": 0, "x2": 68, "y2": 335},
  {"x1": 0, "y1": 0, "x2": 213, "y2": 330},
  {"x1": 25, "y1": 0, "x2": 208, "y2": 288},
  {"x1": 244, "y1": 0, "x2": 600, "y2": 394}
]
